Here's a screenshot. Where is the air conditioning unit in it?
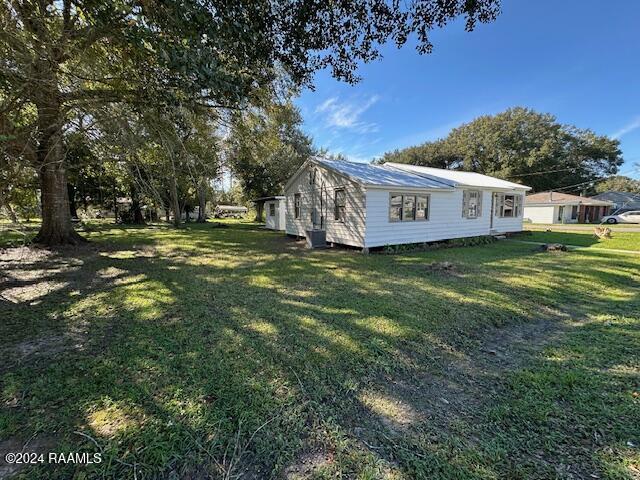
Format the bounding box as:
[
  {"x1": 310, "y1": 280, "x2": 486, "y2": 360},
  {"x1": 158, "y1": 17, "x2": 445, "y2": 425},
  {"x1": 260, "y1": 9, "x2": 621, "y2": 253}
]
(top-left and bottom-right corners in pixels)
[{"x1": 305, "y1": 229, "x2": 326, "y2": 249}]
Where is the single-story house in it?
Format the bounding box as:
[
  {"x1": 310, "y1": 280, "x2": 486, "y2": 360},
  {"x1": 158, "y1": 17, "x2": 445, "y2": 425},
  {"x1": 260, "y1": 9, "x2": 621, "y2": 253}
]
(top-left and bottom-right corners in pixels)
[
  {"x1": 523, "y1": 192, "x2": 613, "y2": 224},
  {"x1": 283, "y1": 157, "x2": 531, "y2": 250},
  {"x1": 253, "y1": 196, "x2": 286, "y2": 231},
  {"x1": 591, "y1": 191, "x2": 640, "y2": 214}
]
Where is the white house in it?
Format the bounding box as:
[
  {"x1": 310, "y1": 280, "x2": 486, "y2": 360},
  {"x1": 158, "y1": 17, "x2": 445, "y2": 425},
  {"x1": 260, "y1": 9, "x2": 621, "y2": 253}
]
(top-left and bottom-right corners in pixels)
[
  {"x1": 283, "y1": 157, "x2": 531, "y2": 250},
  {"x1": 524, "y1": 192, "x2": 613, "y2": 224}
]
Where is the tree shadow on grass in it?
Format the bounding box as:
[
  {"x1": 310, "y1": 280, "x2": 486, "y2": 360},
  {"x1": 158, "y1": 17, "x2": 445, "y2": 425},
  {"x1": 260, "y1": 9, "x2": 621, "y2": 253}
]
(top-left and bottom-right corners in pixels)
[{"x1": 1, "y1": 224, "x2": 639, "y2": 479}]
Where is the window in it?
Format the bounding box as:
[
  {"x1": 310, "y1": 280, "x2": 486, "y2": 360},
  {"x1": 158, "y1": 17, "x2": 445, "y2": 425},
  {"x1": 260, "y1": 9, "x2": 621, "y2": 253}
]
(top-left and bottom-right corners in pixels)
[
  {"x1": 334, "y1": 188, "x2": 346, "y2": 221},
  {"x1": 403, "y1": 195, "x2": 415, "y2": 221},
  {"x1": 462, "y1": 190, "x2": 482, "y2": 218},
  {"x1": 389, "y1": 194, "x2": 402, "y2": 222},
  {"x1": 495, "y1": 193, "x2": 523, "y2": 218},
  {"x1": 389, "y1": 193, "x2": 429, "y2": 222},
  {"x1": 294, "y1": 193, "x2": 301, "y2": 219},
  {"x1": 416, "y1": 195, "x2": 429, "y2": 220},
  {"x1": 269, "y1": 203, "x2": 276, "y2": 217}
]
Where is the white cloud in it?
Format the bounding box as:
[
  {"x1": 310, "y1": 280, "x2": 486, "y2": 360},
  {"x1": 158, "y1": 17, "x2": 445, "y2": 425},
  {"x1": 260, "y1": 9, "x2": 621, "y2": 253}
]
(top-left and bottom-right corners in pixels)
[
  {"x1": 611, "y1": 116, "x2": 640, "y2": 139},
  {"x1": 314, "y1": 95, "x2": 380, "y2": 133}
]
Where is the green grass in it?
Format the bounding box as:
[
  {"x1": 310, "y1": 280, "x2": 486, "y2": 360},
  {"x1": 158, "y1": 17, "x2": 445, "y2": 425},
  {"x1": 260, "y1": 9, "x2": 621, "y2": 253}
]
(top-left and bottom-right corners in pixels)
[
  {"x1": 1, "y1": 221, "x2": 639, "y2": 479},
  {"x1": 520, "y1": 230, "x2": 640, "y2": 251}
]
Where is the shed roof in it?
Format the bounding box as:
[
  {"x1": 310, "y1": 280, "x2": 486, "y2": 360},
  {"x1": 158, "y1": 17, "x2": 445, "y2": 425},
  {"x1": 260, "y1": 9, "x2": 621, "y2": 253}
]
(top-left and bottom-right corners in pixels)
[
  {"x1": 252, "y1": 196, "x2": 285, "y2": 202},
  {"x1": 525, "y1": 192, "x2": 613, "y2": 206},
  {"x1": 311, "y1": 158, "x2": 455, "y2": 189},
  {"x1": 383, "y1": 163, "x2": 531, "y2": 190}
]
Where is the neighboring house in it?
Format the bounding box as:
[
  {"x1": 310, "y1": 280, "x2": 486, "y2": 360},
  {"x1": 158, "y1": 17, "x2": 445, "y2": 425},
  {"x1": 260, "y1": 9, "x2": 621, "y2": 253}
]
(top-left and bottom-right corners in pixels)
[
  {"x1": 283, "y1": 157, "x2": 531, "y2": 250},
  {"x1": 591, "y1": 191, "x2": 640, "y2": 213},
  {"x1": 523, "y1": 192, "x2": 613, "y2": 224},
  {"x1": 254, "y1": 196, "x2": 286, "y2": 231}
]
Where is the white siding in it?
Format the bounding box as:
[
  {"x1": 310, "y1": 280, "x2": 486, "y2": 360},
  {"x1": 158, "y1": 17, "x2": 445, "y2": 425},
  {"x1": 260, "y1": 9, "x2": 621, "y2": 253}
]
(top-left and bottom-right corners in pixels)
[
  {"x1": 264, "y1": 199, "x2": 286, "y2": 231},
  {"x1": 365, "y1": 188, "x2": 526, "y2": 248},
  {"x1": 284, "y1": 163, "x2": 366, "y2": 247},
  {"x1": 523, "y1": 205, "x2": 555, "y2": 224}
]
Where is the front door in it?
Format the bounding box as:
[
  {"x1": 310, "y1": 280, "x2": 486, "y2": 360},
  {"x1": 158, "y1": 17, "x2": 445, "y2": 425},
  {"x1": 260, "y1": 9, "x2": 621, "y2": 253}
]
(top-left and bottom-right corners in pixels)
[{"x1": 557, "y1": 206, "x2": 565, "y2": 223}]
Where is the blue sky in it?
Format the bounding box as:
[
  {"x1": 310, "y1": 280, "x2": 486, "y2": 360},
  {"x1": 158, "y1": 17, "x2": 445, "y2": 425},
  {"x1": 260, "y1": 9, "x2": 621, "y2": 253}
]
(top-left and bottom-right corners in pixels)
[{"x1": 295, "y1": 0, "x2": 640, "y2": 179}]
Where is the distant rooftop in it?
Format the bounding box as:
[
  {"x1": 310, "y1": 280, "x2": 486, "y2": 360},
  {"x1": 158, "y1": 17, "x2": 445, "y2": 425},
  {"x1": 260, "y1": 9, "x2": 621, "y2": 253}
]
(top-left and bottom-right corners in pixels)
[
  {"x1": 525, "y1": 191, "x2": 613, "y2": 206},
  {"x1": 383, "y1": 162, "x2": 531, "y2": 191}
]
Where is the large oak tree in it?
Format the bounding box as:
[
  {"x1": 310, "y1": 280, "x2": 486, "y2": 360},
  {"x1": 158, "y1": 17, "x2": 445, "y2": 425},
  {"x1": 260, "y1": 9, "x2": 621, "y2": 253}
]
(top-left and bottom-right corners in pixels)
[
  {"x1": 1, "y1": 0, "x2": 501, "y2": 244},
  {"x1": 381, "y1": 107, "x2": 624, "y2": 192}
]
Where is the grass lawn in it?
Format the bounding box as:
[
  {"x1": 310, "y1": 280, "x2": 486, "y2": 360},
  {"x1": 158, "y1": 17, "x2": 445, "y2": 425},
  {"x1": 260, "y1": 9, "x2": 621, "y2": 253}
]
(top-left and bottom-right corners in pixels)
[
  {"x1": 1, "y1": 222, "x2": 639, "y2": 479},
  {"x1": 519, "y1": 230, "x2": 640, "y2": 252}
]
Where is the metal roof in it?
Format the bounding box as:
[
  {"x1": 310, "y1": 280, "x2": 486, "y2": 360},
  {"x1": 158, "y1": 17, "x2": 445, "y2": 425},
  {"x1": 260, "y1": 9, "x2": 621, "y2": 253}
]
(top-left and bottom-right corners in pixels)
[
  {"x1": 592, "y1": 191, "x2": 640, "y2": 206},
  {"x1": 384, "y1": 162, "x2": 531, "y2": 191},
  {"x1": 252, "y1": 196, "x2": 285, "y2": 202},
  {"x1": 313, "y1": 158, "x2": 454, "y2": 189}
]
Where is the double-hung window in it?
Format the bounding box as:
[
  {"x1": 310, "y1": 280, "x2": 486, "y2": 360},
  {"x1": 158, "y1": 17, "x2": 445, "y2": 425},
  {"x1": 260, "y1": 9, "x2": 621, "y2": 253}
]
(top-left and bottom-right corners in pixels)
[
  {"x1": 269, "y1": 203, "x2": 276, "y2": 217},
  {"x1": 334, "y1": 188, "x2": 346, "y2": 221},
  {"x1": 495, "y1": 193, "x2": 523, "y2": 218},
  {"x1": 462, "y1": 190, "x2": 482, "y2": 218},
  {"x1": 294, "y1": 193, "x2": 301, "y2": 219},
  {"x1": 389, "y1": 193, "x2": 429, "y2": 222}
]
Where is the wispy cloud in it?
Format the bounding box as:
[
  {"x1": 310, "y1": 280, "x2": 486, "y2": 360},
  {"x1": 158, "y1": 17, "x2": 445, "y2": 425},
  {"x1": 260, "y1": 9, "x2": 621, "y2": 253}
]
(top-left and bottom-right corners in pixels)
[
  {"x1": 611, "y1": 116, "x2": 640, "y2": 139},
  {"x1": 314, "y1": 94, "x2": 380, "y2": 133}
]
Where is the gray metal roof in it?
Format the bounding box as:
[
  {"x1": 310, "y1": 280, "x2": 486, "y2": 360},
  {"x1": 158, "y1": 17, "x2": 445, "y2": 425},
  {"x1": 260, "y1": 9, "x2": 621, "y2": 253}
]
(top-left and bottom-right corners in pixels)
[
  {"x1": 313, "y1": 158, "x2": 454, "y2": 189},
  {"x1": 385, "y1": 162, "x2": 531, "y2": 190},
  {"x1": 592, "y1": 191, "x2": 640, "y2": 207}
]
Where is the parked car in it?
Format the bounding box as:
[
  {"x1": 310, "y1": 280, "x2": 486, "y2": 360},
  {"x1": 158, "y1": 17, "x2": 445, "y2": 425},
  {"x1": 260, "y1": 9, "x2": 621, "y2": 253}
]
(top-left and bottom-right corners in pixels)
[{"x1": 602, "y1": 210, "x2": 640, "y2": 224}]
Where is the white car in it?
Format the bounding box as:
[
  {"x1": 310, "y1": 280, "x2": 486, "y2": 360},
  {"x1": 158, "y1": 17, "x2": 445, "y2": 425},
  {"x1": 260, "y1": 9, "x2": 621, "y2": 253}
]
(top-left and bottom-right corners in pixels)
[{"x1": 602, "y1": 210, "x2": 640, "y2": 224}]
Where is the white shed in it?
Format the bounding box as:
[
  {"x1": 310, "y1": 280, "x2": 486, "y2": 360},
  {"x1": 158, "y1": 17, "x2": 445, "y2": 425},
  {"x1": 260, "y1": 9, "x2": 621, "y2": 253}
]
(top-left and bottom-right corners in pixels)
[
  {"x1": 255, "y1": 196, "x2": 286, "y2": 231},
  {"x1": 283, "y1": 157, "x2": 531, "y2": 250}
]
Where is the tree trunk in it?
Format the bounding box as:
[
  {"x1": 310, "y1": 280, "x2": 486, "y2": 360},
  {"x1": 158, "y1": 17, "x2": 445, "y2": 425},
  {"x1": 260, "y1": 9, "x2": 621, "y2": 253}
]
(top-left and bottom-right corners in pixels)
[
  {"x1": 34, "y1": 160, "x2": 85, "y2": 245},
  {"x1": 129, "y1": 183, "x2": 145, "y2": 224},
  {"x1": 68, "y1": 183, "x2": 78, "y2": 219},
  {"x1": 32, "y1": 66, "x2": 84, "y2": 246},
  {"x1": 255, "y1": 202, "x2": 264, "y2": 222},
  {"x1": 197, "y1": 179, "x2": 207, "y2": 222},
  {"x1": 169, "y1": 169, "x2": 181, "y2": 228}
]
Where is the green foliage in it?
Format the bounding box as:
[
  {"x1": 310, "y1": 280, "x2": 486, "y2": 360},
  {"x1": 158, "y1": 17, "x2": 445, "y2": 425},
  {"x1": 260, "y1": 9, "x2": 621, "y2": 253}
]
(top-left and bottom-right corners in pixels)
[
  {"x1": 226, "y1": 100, "x2": 314, "y2": 200},
  {"x1": 381, "y1": 107, "x2": 624, "y2": 193},
  {"x1": 595, "y1": 175, "x2": 640, "y2": 193},
  {"x1": 382, "y1": 235, "x2": 496, "y2": 254},
  {"x1": 1, "y1": 222, "x2": 638, "y2": 478}
]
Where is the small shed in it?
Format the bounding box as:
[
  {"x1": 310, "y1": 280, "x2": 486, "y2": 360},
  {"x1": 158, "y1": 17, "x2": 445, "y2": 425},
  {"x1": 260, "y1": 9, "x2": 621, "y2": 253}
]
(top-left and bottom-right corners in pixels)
[{"x1": 254, "y1": 196, "x2": 286, "y2": 231}]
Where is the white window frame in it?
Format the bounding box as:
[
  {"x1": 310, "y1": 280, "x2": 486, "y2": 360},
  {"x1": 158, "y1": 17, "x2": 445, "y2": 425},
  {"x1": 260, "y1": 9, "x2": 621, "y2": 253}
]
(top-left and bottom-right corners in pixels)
[
  {"x1": 294, "y1": 193, "x2": 301, "y2": 219},
  {"x1": 389, "y1": 193, "x2": 429, "y2": 222},
  {"x1": 334, "y1": 188, "x2": 346, "y2": 222},
  {"x1": 462, "y1": 190, "x2": 482, "y2": 219},
  {"x1": 495, "y1": 193, "x2": 523, "y2": 218}
]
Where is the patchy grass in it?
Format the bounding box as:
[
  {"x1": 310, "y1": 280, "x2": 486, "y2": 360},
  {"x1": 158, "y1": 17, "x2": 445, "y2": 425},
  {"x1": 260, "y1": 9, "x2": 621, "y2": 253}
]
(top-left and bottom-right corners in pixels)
[
  {"x1": 521, "y1": 230, "x2": 640, "y2": 251},
  {"x1": 1, "y1": 221, "x2": 639, "y2": 479}
]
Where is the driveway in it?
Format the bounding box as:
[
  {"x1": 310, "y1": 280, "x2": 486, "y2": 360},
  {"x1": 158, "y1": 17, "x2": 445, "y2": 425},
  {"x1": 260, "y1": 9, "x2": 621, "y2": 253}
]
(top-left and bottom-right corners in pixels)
[{"x1": 526, "y1": 224, "x2": 640, "y2": 232}]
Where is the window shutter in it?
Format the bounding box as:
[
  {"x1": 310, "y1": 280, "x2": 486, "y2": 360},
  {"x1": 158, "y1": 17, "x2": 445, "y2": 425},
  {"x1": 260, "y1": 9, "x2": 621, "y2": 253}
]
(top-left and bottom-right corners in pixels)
[
  {"x1": 477, "y1": 192, "x2": 483, "y2": 217},
  {"x1": 462, "y1": 191, "x2": 469, "y2": 218}
]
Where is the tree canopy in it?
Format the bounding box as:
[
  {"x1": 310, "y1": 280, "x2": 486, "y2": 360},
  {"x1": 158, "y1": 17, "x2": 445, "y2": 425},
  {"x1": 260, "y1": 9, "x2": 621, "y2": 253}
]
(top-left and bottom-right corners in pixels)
[
  {"x1": 594, "y1": 175, "x2": 640, "y2": 194},
  {"x1": 1, "y1": 0, "x2": 501, "y2": 244},
  {"x1": 380, "y1": 107, "x2": 624, "y2": 193}
]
